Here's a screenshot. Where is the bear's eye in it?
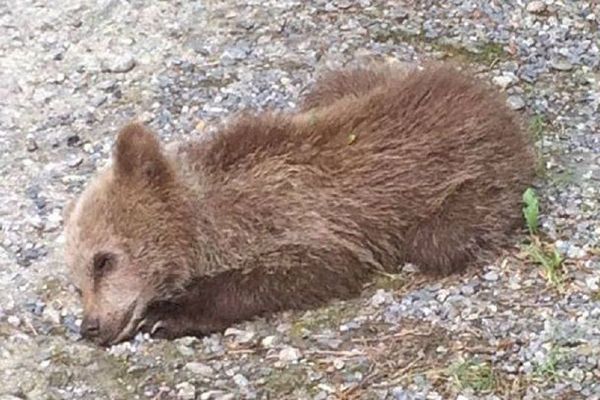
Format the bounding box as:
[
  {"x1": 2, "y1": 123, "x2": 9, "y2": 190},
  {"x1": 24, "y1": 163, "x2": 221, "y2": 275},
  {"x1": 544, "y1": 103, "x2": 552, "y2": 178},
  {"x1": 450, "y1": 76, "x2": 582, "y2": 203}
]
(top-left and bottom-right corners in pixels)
[{"x1": 92, "y1": 252, "x2": 115, "y2": 277}]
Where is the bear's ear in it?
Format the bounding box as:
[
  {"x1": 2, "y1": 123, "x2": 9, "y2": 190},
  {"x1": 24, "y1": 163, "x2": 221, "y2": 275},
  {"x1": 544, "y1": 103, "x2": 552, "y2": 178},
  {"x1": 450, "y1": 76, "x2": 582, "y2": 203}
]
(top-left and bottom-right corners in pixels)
[{"x1": 113, "y1": 122, "x2": 172, "y2": 186}]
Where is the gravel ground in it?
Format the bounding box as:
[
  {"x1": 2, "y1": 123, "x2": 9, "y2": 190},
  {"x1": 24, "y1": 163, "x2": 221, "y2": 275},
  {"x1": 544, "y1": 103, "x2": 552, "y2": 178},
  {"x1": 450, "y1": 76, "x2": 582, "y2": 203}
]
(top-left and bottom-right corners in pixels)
[{"x1": 0, "y1": 0, "x2": 599, "y2": 399}]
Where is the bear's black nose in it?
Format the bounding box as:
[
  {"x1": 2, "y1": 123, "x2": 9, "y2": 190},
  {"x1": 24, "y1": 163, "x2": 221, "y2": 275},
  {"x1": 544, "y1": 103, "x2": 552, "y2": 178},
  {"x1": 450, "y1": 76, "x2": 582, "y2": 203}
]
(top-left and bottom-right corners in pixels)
[{"x1": 80, "y1": 317, "x2": 100, "y2": 339}]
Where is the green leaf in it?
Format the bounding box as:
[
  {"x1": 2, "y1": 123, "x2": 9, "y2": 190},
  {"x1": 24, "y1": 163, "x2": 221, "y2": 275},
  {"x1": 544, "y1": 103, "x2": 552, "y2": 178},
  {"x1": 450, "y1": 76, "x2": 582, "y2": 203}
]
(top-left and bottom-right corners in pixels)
[{"x1": 522, "y1": 187, "x2": 539, "y2": 235}]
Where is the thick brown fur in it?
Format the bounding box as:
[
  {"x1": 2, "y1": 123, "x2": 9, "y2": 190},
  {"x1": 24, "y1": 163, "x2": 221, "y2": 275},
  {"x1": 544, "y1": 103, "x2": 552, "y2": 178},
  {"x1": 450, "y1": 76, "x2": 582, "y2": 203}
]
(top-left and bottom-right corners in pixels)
[
  {"x1": 63, "y1": 63, "x2": 536, "y2": 345},
  {"x1": 299, "y1": 62, "x2": 409, "y2": 111}
]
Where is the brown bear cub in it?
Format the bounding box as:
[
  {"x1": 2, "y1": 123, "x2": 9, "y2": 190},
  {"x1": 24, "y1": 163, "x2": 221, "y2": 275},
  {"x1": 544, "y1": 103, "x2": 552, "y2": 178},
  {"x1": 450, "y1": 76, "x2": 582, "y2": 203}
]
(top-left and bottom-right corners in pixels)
[{"x1": 63, "y1": 63, "x2": 535, "y2": 346}]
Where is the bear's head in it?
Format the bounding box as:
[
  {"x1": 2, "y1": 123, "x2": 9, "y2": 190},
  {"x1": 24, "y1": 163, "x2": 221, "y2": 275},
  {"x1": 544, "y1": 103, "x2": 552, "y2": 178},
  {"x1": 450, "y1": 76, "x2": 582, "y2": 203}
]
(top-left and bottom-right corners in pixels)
[{"x1": 63, "y1": 123, "x2": 197, "y2": 346}]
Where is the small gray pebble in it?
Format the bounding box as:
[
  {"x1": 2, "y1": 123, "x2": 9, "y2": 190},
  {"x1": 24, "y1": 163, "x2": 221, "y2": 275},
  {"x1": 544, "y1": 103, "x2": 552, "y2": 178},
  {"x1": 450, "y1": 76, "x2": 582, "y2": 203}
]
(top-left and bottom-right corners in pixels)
[
  {"x1": 103, "y1": 55, "x2": 136, "y2": 73},
  {"x1": 278, "y1": 346, "x2": 301, "y2": 363},
  {"x1": 66, "y1": 135, "x2": 80, "y2": 147},
  {"x1": 224, "y1": 327, "x2": 255, "y2": 344},
  {"x1": 550, "y1": 60, "x2": 574, "y2": 71},
  {"x1": 176, "y1": 382, "x2": 196, "y2": 400},
  {"x1": 483, "y1": 271, "x2": 499, "y2": 281},
  {"x1": 67, "y1": 155, "x2": 83, "y2": 168},
  {"x1": 507, "y1": 95, "x2": 526, "y2": 110},
  {"x1": 335, "y1": 0, "x2": 352, "y2": 9},
  {"x1": 391, "y1": 386, "x2": 415, "y2": 400},
  {"x1": 233, "y1": 373, "x2": 249, "y2": 387},
  {"x1": 26, "y1": 139, "x2": 38, "y2": 152},
  {"x1": 185, "y1": 362, "x2": 214, "y2": 377},
  {"x1": 313, "y1": 392, "x2": 328, "y2": 400},
  {"x1": 461, "y1": 284, "x2": 476, "y2": 295},
  {"x1": 526, "y1": 1, "x2": 546, "y2": 13},
  {"x1": 91, "y1": 95, "x2": 107, "y2": 107},
  {"x1": 98, "y1": 80, "x2": 118, "y2": 92},
  {"x1": 492, "y1": 74, "x2": 516, "y2": 89}
]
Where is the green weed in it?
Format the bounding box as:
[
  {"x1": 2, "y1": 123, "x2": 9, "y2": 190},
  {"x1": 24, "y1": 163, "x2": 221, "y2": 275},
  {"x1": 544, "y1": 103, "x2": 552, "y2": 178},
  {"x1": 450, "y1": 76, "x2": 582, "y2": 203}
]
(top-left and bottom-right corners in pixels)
[
  {"x1": 526, "y1": 239, "x2": 564, "y2": 287},
  {"x1": 533, "y1": 346, "x2": 562, "y2": 383},
  {"x1": 449, "y1": 359, "x2": 497, "y2": 393},
  {"x1": 529, "y1": 114, "x2": 546, "y2": 141},
  {"x1": 522, "y1": 187, "x2": 540, "y2": 235}
]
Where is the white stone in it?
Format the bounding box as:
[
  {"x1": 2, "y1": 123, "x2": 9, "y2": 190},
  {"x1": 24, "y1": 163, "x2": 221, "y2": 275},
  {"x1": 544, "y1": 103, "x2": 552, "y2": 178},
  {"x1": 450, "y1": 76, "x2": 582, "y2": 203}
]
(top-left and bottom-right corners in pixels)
[
  {"x1": 436, "y1": 289, "x2": 450, "y2": 303},
  {"x1": 43, "y1": 306, "x2": 61, "y2": 324},
  {"x1": 233, "y1": 373, "x2": 249, "y2": 387},
  {"x1": 507, "y1": 95, "x2": 525, "y2": 110},
  {"x1": 492, "y1": 74, "x2": 517, "y2": 89},
  {"x1": 526, "y1": 1, "x2": 546, "y2": 13},
  {"x1": 185, "y1": 362, "x2": 214, "y2": 377},
  {"x1": 261, "y1": 335, "x2": 277, "y2": 348},
  {"x1": 200, "y1": 391, "x2": 229, "y2": 400},
  {"x1": 483, "y1": 271, "x2": 499, "y2": 281},
  {"x1": 223, "y1": 327, "x2": 255, "y2": 344},
  {"x1": 7, "y1": 315, "x2": 20, "y2": 327},
  {"x1": 176, "y1": 382, "x2": 196, "y2": 400},
  {"x1": 550, "y1": 59, "x2": 573, "y2": 71},
  {"x1": 585, "y1": 276, "x2": 599, "y2": 291},
  {"x1": 333, "y1": 359, "x2": 345, "y2": 370},
  {"x1": 278, "y1": 346, "x2": 301, "y2": 363},
  {"x1": 370, "y1": 289, "x2": 393, "y2": 307}
]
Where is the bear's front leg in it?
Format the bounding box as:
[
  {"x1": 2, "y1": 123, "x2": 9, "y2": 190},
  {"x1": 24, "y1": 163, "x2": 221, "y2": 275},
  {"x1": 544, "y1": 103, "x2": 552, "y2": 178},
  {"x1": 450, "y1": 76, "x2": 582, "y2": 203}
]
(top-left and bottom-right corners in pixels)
[
  {"x1": 138, "y1": 244, "x2": 372, "y2": 341},
  {"x1": 140, "y1": 299, "x2": 229, "y2": 340}
]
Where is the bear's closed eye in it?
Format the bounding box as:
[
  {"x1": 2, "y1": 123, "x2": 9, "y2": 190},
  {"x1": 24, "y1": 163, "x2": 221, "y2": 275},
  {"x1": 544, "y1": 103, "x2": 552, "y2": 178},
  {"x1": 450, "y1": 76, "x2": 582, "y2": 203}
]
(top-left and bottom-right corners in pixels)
[{"x1": 92, "y1": 252, "x2": 115, "y2": 277}]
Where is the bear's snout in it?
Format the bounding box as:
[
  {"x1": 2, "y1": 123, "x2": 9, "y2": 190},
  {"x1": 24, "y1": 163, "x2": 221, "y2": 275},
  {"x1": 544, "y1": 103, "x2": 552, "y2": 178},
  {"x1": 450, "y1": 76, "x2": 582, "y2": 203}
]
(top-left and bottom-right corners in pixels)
[{"x1": 80, "y1": 316, "x2": 100, "y2": 340}]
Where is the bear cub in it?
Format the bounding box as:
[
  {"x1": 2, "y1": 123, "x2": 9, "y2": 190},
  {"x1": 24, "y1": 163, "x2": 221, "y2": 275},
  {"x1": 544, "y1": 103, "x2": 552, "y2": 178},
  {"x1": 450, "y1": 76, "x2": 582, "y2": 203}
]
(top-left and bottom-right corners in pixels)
[{"x1": 63, "y1": 63, "x2": 535, "y2": 346}]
